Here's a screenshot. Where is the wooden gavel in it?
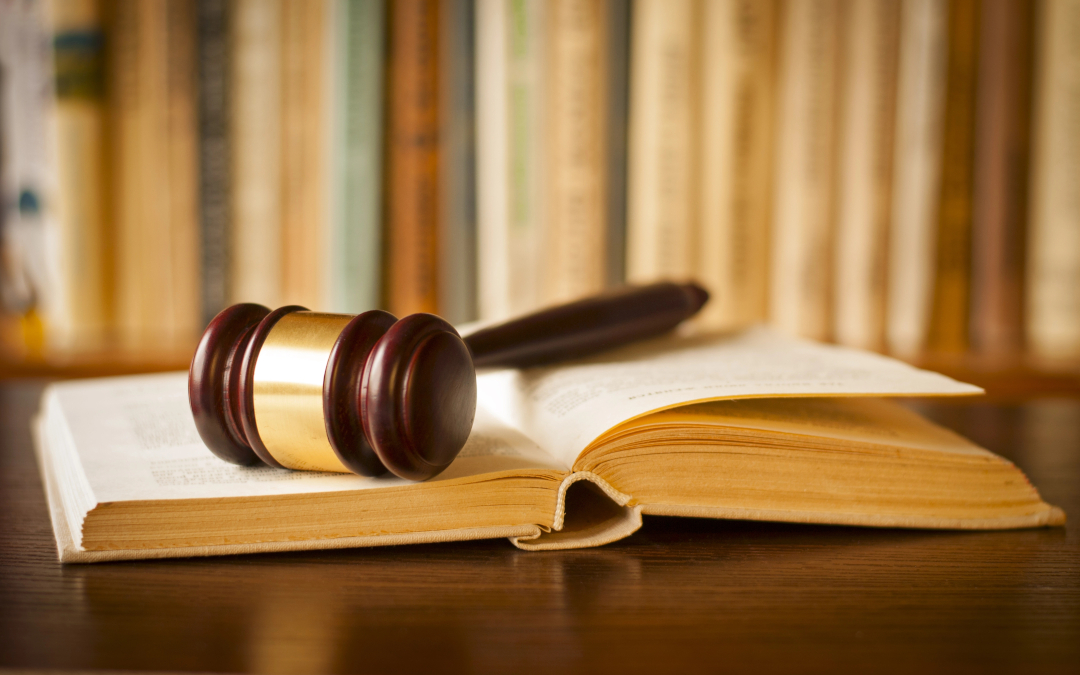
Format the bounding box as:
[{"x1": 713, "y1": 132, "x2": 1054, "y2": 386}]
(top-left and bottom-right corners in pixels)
[{"x1": 189, "y1": 281, "x2": 708, "y2": 481}]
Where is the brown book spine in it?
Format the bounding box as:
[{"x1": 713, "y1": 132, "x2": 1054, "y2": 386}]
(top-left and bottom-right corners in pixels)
[
  {"x1": 927, "y1": 0, "x2": 980, "y2": 354},
  {"x1": 385, "y1": 0, "x2": 441, "y2": 316},
  {"x1": 969, "y1": 0, "x2": 1034, "y2": 356},
  {"x1": 165, "y1": 0, "x2": 201, "y2": 344}
]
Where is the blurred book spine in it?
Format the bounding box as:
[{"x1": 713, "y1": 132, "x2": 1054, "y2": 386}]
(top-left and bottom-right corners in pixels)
[
  {"x1": 438, "y1": 0, "x2": 477, "y2": 323},
  {"x1": 280, "y1": 0, "x2": 329, "y2": 309},
  {"x1": 329, "y1": 0, "x2": 386, "y2": 315},
  {"x1": 698, "y1": 0, "x2": 776, "y2": 330},
  {"x1": 833, "y1": 0, "x2": 900, "y2": 351},
  {"x1": 887, "y1": 0, "x2": 948, "y2": 358},
  {"x1": 229, "y1": 0, "x2": 282, "y2": 308},
  {"x1": 476, "y1": 0, "x2": 545, "y2": 320},
  {"x1": 603, "y1": 0, "x2": 629, "y2": 289},
  {"x1": 769, "y1": 0, "x2": 841, "y2": 341},
  {"x1": 196, "y1": 0, "x2": 230, "y2": 326},
  {"x1": 1027, "y1": 0, "x2": 1080, "y2": 360},
  {"x1": 386, "y1": 0, "x2": 440, "y2": 316},
  {"x1": 44, "y1": 0, "x2": 111, "y2": 355},
  {"x1": 0, "y1": 0, "x2": 53, "y2": 340},
  {"x1": 926, "y1": 0, "x2": 980, "y2": 355},
  {"x1": 543, "y1": 0, "x2": 609, "y2": 305},
  {"x1": 970, "y1": 0, "x2": 1034, "y2": 357},
  {"x1": 107, "y1": 0, "x2": 200, "y2": 351},
  {"x1": 625, "y1": 0, "x2": 699, "y2": 285},
  {"x1": 475, "y1": 0, "x2": 508, "y2": 320}
]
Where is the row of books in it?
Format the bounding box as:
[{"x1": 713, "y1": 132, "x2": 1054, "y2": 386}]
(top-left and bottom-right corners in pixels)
[
  {"x1": 1, "y1": 0, "x2": 1079, "y2": 364},
  {"x1": 623, "y1": 0, "x2": 1079, "y2": 362}
]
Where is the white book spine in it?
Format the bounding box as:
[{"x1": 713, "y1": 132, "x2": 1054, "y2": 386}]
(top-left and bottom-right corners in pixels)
[
  {"x1": 698, "y1": 0, "x2": 776, "y2": 330},
  {"x1": 0, "y1": 0, "x2": 54, "y2": 317},
  {"x1": 626, "y1": 0, "x2": 700, "y2": 284},
  {"x1": 833, "y1": 0, "x2": 900, "y2": 351},
  {"x1": 769, "y1": 0, "x2": 841, "y2": 341},
  {"x1": 476, "y1": 0, "x2": 510, "y2": 320},
  {"x1": 543, "y1": 0, "x2": 608, "y2": 306},
  {"x1": 230, "y1": 0, "x2": 282, "y2": 307},
  {"x1": 477, "y1": 0, "x2": 546, "y2": 320}
]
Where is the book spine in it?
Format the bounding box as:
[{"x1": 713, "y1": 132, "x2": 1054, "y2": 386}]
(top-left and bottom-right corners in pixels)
[
  {"x1": 108, "y1": 0, "x2": 200, "y2": 350},
  {"x1": 475, "y1": 0, "x2": 510, "y2": 320},
  {"x1": 886, "y1": 0, "x2": 947, "y2": 357},
  {"x1": 604, "y1": 0, "x2": 630, "y2": 288},
  {"x1": 196, "y1": 0, "x2": 231, "y2": 326},
  {"x1": 698, "y1": 0, "x2": 776, "y2": 330},
  {"x1": 1027, "y1": 0, "x2": 1080, "y2": 359},
  {"x1": 438, "y1": 0, "x2": 477, "y2": 323},
  {"x1": 386, "y1": 0, "x2": 441, "y2": 316},
  {"x1": 108, "y1": 0, "x2": 153, "y2": 348},
  {"x1": 0, "y1": 0, "x2": 51, "y2": 319},
  {"x1": 505, "y1": 0, "x2": 545, "y2": 315},
  {"x1": 280, "y1": 0, "x2": 329, "y2": 309},
  {"x1": 330, "y1": 0, "x2": 386, "y2": 315},
  {"x1": 0, "y1": 0, "x2": 54, "y2": 358},
  {"x1": 626, "y1": 0, "x2": 700, "y2": 283},
  {"x1": 543, "y1": 0, "x2": 608, "y2": 304},
  {"x1": 970, "y1": 0, "x2": 1035, "y2": 357},
  {"x1": 0, "y1": 2, "x2": 21, "y2": 314},
  {"x1": 926, "y1": 0, "x2": 980, "y2": 354},
  {"x1": 165, "y1": 0, "x2": 201, "y2": 345},
  {"x1": 475, "y1": 0, "x2": 545, "y2": 320},
  {"x1": 833, "y1": 0, "x2": 900, "y2": 351},
  {"x1": 45, "y1": 0, "x2": 112, "y2": 354},
  {"x1": 769, "y1": 0, "x2": 841, "y2": 341},
  {"x1": 229, "y1": 0, "x2": 282, "y2": 308}
]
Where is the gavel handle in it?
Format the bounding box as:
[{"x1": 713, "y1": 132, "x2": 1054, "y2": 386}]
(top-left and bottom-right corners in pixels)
[{"x1": 462, "y1": 281, "x2": 709, "y2": 369}]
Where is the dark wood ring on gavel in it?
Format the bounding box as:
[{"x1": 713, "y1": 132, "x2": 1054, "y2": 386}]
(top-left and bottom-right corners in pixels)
[{"x1": 189, "y1": 281, "x2": 709, "y2": 481}]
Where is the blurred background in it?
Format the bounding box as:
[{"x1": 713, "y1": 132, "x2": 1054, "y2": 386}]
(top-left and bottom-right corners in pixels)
[{"x1": 1, "y1": 0, "x2": 1078, "y2": 389}]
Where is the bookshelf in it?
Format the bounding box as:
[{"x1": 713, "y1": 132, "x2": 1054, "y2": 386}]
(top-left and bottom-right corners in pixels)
[{"x1": 1, "y1": 0, "x2": 1079, "y2": 395}]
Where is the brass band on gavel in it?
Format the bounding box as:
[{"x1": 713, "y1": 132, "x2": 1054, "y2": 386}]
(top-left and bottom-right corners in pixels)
[{"x1": 252, "y1": 312, "x2": 355, "y2": 473}]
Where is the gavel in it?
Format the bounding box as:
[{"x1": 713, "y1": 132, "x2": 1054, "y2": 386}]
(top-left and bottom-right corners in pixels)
[{"x1": 189, "y1": 281, "x2": 708, "y2": 482}]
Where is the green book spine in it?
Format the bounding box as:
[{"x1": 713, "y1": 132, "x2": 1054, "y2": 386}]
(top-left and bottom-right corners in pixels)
[
  {"x1": 438, "y1": 0, "x2": 478, "y2": 324},
  {"x1": 605, "y1": 0, "x2": 630, "y2": 288},
  {"x1": 197, "y1": 0, "x2": 231, "y2": 326},
  {"x1": 331, "y1": 0, "x2": 386, "y2": 313}
]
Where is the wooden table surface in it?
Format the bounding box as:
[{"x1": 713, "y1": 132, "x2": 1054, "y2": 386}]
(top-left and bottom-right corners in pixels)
[{"x1": 1, "y1": 381, "x2": 1077, "y2": 675}]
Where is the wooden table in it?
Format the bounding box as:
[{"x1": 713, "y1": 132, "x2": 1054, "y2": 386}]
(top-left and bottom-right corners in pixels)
[{"x1": 1, "y1": 381, "x2": 1077, "y2": 674}]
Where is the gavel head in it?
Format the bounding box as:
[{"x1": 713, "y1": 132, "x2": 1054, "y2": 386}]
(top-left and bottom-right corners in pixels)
[{"x1": 188, "y1": 304, "x2": 478, "y2": 481}]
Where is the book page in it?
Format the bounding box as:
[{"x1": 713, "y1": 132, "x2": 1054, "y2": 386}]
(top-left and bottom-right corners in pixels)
[
  {"x1": 47, "y1": 373, "x2": 568, "y2": 505},
  {"x1": 606, "y1": 397, "x2": 995, "y2": 459},
  {"x1": 477, "y1": 326, "x2": 983, "y2": 468}
]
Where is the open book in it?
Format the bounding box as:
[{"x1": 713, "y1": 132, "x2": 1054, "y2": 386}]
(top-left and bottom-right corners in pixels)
[{"x1": 34, "y1": 327, "x2": 1064, "y2": 563}]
